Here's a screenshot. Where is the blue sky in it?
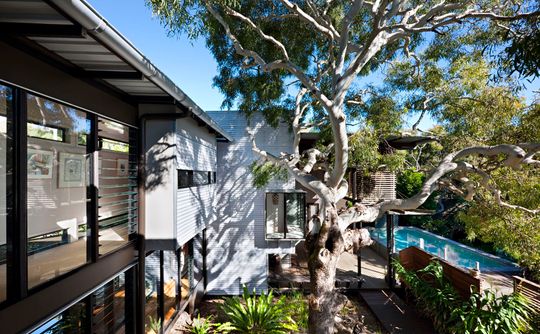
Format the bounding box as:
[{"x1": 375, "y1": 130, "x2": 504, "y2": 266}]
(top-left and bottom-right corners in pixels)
[{"x1": 88, "y1": 0, "x2": 538, "y2": 130}]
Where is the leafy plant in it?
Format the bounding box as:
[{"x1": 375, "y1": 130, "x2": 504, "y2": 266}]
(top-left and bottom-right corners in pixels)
[
  {"x1": 284, "y1": 291, "x2": 308, "y2": 331},
  {"x1": 190, "y1": 314, "x2": 216, "y2": 334},
  {"x1": 219, "y1": 286, "x2": 298, "y2": 334},
  {"x1": 250, "y1": 161, "x2": 288, "y2": 188},
  {"x1": 394, "y1": 260, "x2": 533, "y2": 333},
  {"x1": 451, "y1": 290, "x2": 532, "y2": 334},
  {"x1": 146, "y1": 315, "x2": 162, "y2": 334}
]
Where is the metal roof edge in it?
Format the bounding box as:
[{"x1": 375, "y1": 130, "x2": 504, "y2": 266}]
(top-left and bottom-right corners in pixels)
[{"x1": 49, "y1": 0, "x2": 233, "y2": 142}]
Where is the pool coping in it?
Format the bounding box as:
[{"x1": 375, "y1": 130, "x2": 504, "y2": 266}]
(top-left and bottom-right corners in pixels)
[{"x1": 369, "y1": 226, "x2": 521, "y2": 273}]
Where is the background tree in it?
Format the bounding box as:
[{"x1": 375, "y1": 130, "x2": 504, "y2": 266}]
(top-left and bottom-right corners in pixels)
[{"x1": 148, "y1": 1, "x2": 540, "y2": 332}]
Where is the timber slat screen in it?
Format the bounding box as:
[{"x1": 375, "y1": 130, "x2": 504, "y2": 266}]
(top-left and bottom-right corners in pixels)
[
  {"x1": 350, "y1": 170, "x2": 396, "y2": 204},
  {"x1": 399, "y1": 246, "x2": 481, "y2": 300},
  {"x1": 513, "y1": 276, "x2": 540, "y2": 314}
]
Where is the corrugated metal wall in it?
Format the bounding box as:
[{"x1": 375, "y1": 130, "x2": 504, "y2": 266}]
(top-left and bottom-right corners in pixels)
[
  {"x1": 205, "y1": 111, "x2": 297, "y2": 295},
  {"x1": 175, "y1": 118, "x2": 217, "y2": 246}
]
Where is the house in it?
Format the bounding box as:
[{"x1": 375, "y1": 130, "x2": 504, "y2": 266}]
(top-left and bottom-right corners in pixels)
[
  {"x1": 0, "y1": 1, "x2": 445, "y2": 333},
  {"x1": 0, "y1": 1, "x2": 235, "y2": 333}
]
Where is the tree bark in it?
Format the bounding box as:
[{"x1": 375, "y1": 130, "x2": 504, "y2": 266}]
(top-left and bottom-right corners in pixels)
[{"x1": 306, "y1": 206, "x2": 348, "y2": 334}]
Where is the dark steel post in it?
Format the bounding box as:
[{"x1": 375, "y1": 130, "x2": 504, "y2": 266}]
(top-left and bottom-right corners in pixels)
[
  {"x1": 386, "y1": 214, "x2": 395, "y2": 287},
  {"x1": 7, "y1": 88, "x2": 28, "y2": 301},
  {"x1": 87, "y1": 113, "x2": 99, "y2": 262}
]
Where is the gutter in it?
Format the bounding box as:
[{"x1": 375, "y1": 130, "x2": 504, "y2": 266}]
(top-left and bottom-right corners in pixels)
[{"x1": 49, "y1": 0, "x2": 233, "y2": 142}]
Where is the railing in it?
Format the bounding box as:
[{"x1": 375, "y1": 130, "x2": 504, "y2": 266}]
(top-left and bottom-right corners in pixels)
[
  {"x1": 513, "y1": 276, "x2": 540, "y2": 314},
  {"x1": 399, "y1": 246, "x2": 482, "y2": 300}
]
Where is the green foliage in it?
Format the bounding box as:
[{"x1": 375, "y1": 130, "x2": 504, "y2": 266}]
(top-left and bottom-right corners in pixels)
[
  {"x1": 394, "y1": 260, "x2": 534, "y2": 334},
  {"x1": 453, "y1": 290, "x2": 533, "y2": 334},
  {"x1": 284, "y1": 291, "x2": 308, "y2": 331},
  {"x1": 396, "y1": 169, "x2": 425, "y2": 199},
  {"x1": 249, "y1": 161, "x2": 288, "y2": 188},
  {"x1": 348, "y1": 130, "x2": 406, "y2": 173},
  {"x1": 219, "y1": 286, "x2": 298, "y2": 333},
  {"x1": 458, "y1": 167, "x2": 540, "y2": 281},
  {"x1": 147, "y1": 315, "x2": 162, "y2": 333},
  {"x1": 190, "y1": 314, "x2": 217, "y2": 334}
]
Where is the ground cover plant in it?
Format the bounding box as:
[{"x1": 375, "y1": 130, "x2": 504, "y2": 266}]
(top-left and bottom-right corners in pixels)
[{"x1": 394, "y1": 260, "x2": 534, "y2": 333}]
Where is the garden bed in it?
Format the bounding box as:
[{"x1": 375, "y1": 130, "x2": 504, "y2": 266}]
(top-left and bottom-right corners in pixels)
[{"x1": 169, "y1": 292, "x2": 387, "y2": 333}]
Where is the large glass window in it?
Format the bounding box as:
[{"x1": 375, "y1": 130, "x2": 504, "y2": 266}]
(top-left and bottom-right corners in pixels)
[
  {"x1": 0, "y1": 84, "x2": 13, "y2": 303},
  {"x1": 163, "y1": 250, "x2": 179, "y2": 329},
  {"x1": 266, "y1": 192, "x2": 306, "y2": 239},
  {"x1": 91, "y1": 271, "x2": 129, "y2": 333},
  {"x1": 98, "y1": 118, "x2": 137, "y2": 255},
  {"x1": 180, "y1": 242, "x2": 193, "y2": 303},
  {"x1": 31, "y1": 299, "x2": 89, "y2": 333},
  {"x1": 26, "y1": 93, "x2": 90, "y2": 289},
  {"x1": 145, "y1": 252, "x2": 160, "y2": 334}
]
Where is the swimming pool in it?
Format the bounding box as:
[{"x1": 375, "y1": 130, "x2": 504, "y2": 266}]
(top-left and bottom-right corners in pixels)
[{"x1": 370, "y1": 226, "x2": 521, "y2": 274}]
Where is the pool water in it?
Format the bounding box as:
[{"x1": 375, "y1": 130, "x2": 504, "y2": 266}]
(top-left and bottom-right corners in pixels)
[{"x1": 370, "y1": 226, "x2": 521, "y2": 273}]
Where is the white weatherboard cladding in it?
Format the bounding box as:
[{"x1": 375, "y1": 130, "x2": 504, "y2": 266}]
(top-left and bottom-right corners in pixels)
[
  {"x1": 206, "y1": 111, "x2": 298, "y2": 295},
  {"x1": 175, "y1": 118, "x2": 217, "y2": 246}
]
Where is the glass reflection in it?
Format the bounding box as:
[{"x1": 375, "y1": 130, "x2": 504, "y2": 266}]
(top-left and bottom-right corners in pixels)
[
  {"x1": 26, "y1": 94, "x2": 90, "y2": 289},
  {"x1": 98, "y1": 118, "x2": 137, "y2": 255}
]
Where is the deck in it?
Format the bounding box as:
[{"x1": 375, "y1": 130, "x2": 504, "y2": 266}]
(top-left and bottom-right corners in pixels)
[{"x1": 268, "y1": 247, "x2": 389, "y2": 290}]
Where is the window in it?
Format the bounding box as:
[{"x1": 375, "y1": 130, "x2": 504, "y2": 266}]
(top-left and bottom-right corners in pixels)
[
  {"x1": 27, "y1": 122, "x2": 65, "y2": 142},
  {"x1": 265, "y1": 192, "x2": 306, "y2": 239},
  {"x1": 177, "y1": 169, "x2": 216, "y2": 188},
  {"x1": 91, "y1": 271, "x2": 132, "y2": 334},
  {"x1": 26, "y1": 93, "x2": 90, "y2": 289},
  {"x1": 193, "y1": 171, "x2": 209, "y2": 186},
  {"x1": 30, "y1": 267, "x2": 135, "y2": 334},
  {"x1": 163, "y1": 250, "x2": 179, "y2": 329},
  {"x1": 180, "y1": 242, "x2": 194, "y2": 303},
  {"x1": 177, "y1": 169, "x2": 192, "y2": 188},
  {"x1": 31, "y1": 299, "x2": 89, "y2": 333},
  {"x1": 0, "y1": 84, "x2": 13, "y2": 303},
  {"x1": 145, "y1": 252, "x2": 160, "y2": 334},
  {"x1": 98, "y1": 118, "x2": 138, "y2": 256}
]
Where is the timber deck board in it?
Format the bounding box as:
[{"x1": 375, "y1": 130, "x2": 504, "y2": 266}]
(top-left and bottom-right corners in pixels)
[{"x1": 360, "y1": 290, "x2": 437, "y2": 334}]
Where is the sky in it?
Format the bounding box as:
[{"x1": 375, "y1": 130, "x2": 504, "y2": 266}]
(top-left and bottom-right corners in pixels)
[{"x1": 88, "y1": 0, "x2": 538, "y2": 131}]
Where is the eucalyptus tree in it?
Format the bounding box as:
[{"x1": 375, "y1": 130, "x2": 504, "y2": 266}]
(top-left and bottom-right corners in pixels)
[{"x1": 148, "y1": 1, "x2": 540, "y2": 332}]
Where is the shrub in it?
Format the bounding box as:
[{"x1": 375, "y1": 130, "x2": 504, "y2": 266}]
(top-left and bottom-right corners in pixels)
[
  {"x1": 219, "y1": 286, "x2": 298, "y2": 334},
  {"x1": 190, "y1": 314, "x2": 216, "y2": 334},
  {"x1": 394, "y1": 260, "x2": 533, "y2": 333},
  {"x1": 285, "y1": 291, "x2": 308, "y2": 331}
]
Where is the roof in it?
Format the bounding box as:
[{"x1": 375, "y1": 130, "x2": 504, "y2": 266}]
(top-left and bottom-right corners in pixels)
[
  {"x1": 0, "y1": 0, "x2": 232, "y2": 142},
  {"x1": 384, "y1": 135, "x2": 438, "y2": 150}
]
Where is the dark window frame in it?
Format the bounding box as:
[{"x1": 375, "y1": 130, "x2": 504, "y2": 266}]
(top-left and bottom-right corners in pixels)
[
  {"x1": 0, "y1": 79, "x2": 139, "y2": 310},
  {"x1": 177, "y1": 169, "x2": 216, "y2": 188},
  {"x1": 265, "y1": 192, "x2": 307, "y2": 240}
]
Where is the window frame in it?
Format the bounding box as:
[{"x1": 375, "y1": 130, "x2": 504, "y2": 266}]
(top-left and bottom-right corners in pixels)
[
  {"x1": 265, "y1": 192, "x2": 307, "y2": 240},
  {"x1": 0, "y1": 79, "x2": 139, "y2": 308},
  {"x1": 177, "y1": 169, "x2": 216, "y2": 188}
]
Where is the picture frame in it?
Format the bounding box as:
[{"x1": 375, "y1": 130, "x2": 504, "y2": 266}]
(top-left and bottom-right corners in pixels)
[
  {"x1": 116, "y1": 158, "x2": 129, "y2": 177},
  {"x1": 27, "y1": 149, "x2": 54, "y2": 179},
  {"x1": 59, "y1": 152, "x2": 86, "y2": 187}
]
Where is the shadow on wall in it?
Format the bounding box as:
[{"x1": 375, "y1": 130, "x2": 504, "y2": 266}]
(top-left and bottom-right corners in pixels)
[
  {"x1": 145, "y1": 140, "x2": 176, "y2": 193},
  {"x1": 205, "y1": 142, "x2": 266, "y2": 294}
]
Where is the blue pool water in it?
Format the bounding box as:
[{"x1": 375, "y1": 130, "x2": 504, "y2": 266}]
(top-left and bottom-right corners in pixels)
[{"x1": 370, "y1": 226, "x2": 521, "y2": 273}]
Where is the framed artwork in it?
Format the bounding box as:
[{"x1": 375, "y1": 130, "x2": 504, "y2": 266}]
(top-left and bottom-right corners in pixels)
[
  {"x1": 59, "y1": 152, "x2": 85, "y2": 187},
  {"x1": 116, "y1": 158, "x2": 129, "y2": 176},
  {"x1": 27, "y1": 149, "x2": 54, "y2": 179}
]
